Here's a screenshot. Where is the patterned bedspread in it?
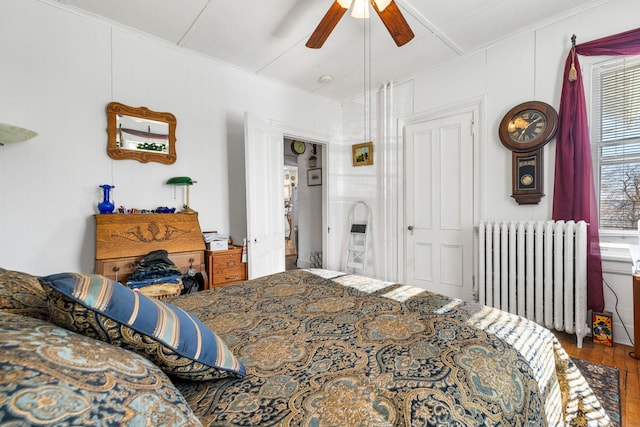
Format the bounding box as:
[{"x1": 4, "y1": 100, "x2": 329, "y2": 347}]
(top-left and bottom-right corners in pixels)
[{"x1": 168, "y1": 269, "x2": 611, "y2": 426}]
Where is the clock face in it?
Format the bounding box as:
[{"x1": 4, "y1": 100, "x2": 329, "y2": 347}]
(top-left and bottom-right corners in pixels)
[
  {"x1": 291, "y1": 141, "x2": 306, "y2": 155},
  {"x1": 498, "y1": 101, "x2": 558, "y2": 152},
  {"x1": 507, "y1": 109, "x2": 548, "y2": 143}
]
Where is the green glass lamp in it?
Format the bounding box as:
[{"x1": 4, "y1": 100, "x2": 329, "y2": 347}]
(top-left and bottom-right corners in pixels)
[{"x1": 166, "y1": 176, "x2": 197, "y2": 213}]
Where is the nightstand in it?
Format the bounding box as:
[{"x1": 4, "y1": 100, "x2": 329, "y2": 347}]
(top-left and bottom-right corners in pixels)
[{"x1": 206, "y1": 246, "x2": 247, "y2": 288}]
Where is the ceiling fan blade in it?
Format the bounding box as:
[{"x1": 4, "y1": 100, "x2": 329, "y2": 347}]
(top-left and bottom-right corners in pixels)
[
  {"x1": 372, "y1": 0, "x2": 414, "y2": 47},
  {"x1": 306, "y1": 1, "x2": 348, "y2": 49}
]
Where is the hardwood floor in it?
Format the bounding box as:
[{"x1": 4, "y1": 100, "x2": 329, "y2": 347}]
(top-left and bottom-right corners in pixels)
[
  {"x1": 554, "y1": 331, "x2": 640, "y2": 426},
  {"x1": 285, "y1": 238, "x2": 298, "y2": 270}
]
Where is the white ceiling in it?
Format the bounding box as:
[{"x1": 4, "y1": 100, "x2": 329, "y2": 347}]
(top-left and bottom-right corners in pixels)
[{"x1": 51, "y1": 0, "x2": 607, "y2": 103}]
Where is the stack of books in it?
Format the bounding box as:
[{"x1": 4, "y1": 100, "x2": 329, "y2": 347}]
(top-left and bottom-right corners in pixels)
[{"x1": 203, "y1": 231, "x2": 228, "y2": 251}]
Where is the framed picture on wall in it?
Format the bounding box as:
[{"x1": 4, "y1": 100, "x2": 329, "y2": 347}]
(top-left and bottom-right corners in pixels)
[
  {"x1": 307, "y1": 168, "x2": 322, "y2": 186},
  {"x1": 352, "y1": 141, "x2": 373, "y2": 166}
]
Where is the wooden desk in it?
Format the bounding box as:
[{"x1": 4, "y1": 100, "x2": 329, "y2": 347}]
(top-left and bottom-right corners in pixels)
[{"x1": 94, "y1": 213, "x2": 205, "y2": 283}]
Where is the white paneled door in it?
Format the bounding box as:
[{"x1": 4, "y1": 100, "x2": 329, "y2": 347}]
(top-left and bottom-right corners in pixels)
[
  {"x1": 404, "y1": 111, "x2": 474, "y2": 300},
  {"x1": 244, "y1": 112, "x2": 286, "y2": 279}
]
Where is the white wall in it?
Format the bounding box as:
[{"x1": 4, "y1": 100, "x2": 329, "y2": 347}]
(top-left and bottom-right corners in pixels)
[
  {"x1": 0, "y1": 0, "x2": 341, "y2": 275},
  {"x1": 334, "y1": 0, "x2": 639, "y2": 344}
]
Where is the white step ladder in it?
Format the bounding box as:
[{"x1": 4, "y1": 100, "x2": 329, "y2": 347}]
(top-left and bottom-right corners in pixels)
[{"x1": 346, "y1": 201, "x2": 371, "y2": 274}]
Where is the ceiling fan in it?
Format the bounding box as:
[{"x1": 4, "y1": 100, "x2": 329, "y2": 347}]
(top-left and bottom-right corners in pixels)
[{"x1": 306, "y1": 0, "x2": 415, "y2": 49}]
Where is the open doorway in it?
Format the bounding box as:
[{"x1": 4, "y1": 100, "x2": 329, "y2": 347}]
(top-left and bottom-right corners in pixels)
[
  {"x1": 284, "y1": 138, "x2": 324, "y2": 270},
  {"x1": 283, "y1": 164, "x2": 298, "y2": 269},
  {"x1": 243, "y1": 113, "x2": 329, "y2": 278}
]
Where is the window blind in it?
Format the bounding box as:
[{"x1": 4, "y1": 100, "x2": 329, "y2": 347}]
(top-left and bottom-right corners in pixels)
[
  {"x1": 596, "y1": 59, "x2": 640, "y2": 145},
  {"x1": 592, "y1": 57, "x2": 640, "y2": 229}
]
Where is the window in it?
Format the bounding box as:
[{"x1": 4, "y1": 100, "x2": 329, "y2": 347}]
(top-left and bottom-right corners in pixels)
[{"x1": 592, "y1": 57, "x2": 640, "y2": 230}]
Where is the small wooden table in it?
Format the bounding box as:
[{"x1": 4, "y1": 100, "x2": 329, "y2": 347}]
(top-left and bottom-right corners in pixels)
[{"x1": 206, "y1": 246, "x2": 247, "y2": 288}]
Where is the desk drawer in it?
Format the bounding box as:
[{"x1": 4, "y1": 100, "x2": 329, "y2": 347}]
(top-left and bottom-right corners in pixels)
[
  {"x1": 212, "y1": 255, "x2": 243, "y2": 270},
  {"x1": 95, "y1": 251, "x2": 204, "y2": 282},
  {"x1": 212, "y1": 265, "x2": 247, "y2": 286}
]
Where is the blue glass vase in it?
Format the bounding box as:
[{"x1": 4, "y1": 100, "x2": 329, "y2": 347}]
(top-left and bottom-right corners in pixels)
[{"x1": 98, "y1": 184, "x2": 115, "y2": 214}]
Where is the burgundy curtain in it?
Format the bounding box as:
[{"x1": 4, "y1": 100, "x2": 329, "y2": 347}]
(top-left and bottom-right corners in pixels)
[{"x1": 553, "y1": 27, "x2": 640, "y2": 311}]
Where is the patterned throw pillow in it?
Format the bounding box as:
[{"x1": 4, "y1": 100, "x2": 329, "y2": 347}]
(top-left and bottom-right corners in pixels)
[
  {"x1": 0, "y1": 267, "x2": 50, "y2": 321},
  {"x1": 39, "y1": 272, "x2": 245, "y2": 381},
  {"x1": 0, "y1": 311, "x2": 202, "y2": 427}
]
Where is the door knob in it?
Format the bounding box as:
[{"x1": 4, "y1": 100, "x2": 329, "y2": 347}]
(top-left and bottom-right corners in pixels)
[{"x1": 407, "y1": 225, "x2": 414, "y2": 231}]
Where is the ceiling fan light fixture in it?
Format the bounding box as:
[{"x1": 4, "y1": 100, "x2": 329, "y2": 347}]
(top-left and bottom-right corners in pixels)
[
  {"x1": 318, "y1": 74, "x2": 334, "y2": 84},
  {"x1": 351, "y1": 0, "x2": 370, "y2": 18},
  {"x1": 306, "y1": 0, "x2": 414, "y2": 49},
  {"x1": 0, "y1": 123, "x2": 38, "y2": 146}
]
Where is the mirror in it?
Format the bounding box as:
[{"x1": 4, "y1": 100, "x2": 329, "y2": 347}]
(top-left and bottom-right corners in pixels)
[{"x1": 106, "y1": 102, "x2": 176, "y2": 164}]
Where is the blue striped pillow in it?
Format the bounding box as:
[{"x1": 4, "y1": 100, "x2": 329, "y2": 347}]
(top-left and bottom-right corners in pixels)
[{"x1": 39, "y1": 272, "x2": 245, "y2": 381}]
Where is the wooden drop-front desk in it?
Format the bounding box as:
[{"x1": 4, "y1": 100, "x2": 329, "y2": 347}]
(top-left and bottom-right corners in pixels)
[{"x1": 94, "y1": 213, "x2": 206, "y2": 286}]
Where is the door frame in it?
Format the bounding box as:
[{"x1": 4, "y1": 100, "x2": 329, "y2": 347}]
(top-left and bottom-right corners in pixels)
[
  {"x1": 274, "y1": 121, "x2": 331, "y2": 270},
  {"x1": 395, "y1": 97, "x2": 485, "y2": 286}
]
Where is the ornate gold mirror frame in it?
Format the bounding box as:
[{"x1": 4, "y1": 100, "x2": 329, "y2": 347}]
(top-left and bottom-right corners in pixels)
[{"x1": 106, "y1": 102, "x2": 177, "y2": 164}]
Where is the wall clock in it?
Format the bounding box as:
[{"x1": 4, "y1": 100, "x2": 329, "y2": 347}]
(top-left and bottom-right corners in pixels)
[
  {"x1": 291, "y1": 140, "x2": 306, "y2": 155},
  {"x1": 499, "y1": 101, "x2": 558, "y2": 152},
  {"x1": 498, "y1": 101, "x2": 558, "y2": 205}
]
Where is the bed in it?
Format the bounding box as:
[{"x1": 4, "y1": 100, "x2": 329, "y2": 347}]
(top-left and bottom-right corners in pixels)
[
  {"x1": 167, "y1": 269, "x2": 610, "y2": 426},
  {"x1": 0, "y1": 267, "x2": 611, "y2": 426}
]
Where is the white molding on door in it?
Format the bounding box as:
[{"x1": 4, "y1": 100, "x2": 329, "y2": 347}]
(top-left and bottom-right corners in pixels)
[{"x1": 394, "y1": 97, "x2": 486, "y2": 284}]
